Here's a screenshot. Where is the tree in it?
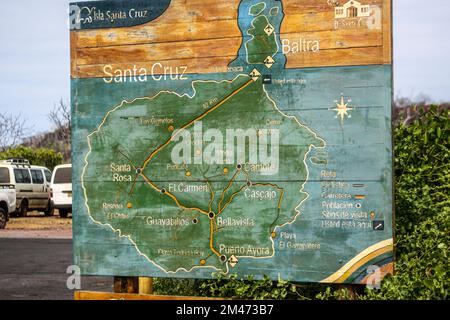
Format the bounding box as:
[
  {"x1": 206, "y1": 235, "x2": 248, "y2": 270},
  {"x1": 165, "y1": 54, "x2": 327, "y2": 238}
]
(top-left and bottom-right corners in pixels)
[
  {"x1": 0, "y1": 113, "x2": 27, "y2": 151},
  {"x1": 48, "y1": 99, "x2": 71, "y2": 145},
  {"x1": 0, "y1": 146, "x2": 63, "y2": 171},
  {"x1": 46, "y1": 99, "x2": 71, "y2": 161}
]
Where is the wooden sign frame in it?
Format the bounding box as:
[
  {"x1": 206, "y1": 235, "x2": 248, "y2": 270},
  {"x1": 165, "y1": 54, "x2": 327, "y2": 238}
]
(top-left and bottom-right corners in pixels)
[{"x1": 70, "y1": 0, "x2": 394, "y2": 292}]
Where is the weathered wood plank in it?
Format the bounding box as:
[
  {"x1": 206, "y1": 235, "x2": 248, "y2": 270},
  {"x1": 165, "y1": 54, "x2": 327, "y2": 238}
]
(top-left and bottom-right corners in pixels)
[
  {"x1": 382, "y1": 0, "x2": 393, "y2": 64},
  {"x1": 75, "y1": 37, "x2": 242, "y2": 66},
  {"x1": 138, "y1": 277, "x2": 154, "y2": 295},
  {"x1": 74, "y1": 20, "x2": 241, "y2": 48},
  {"x1": 281, "y1": 0, "x2": 384, "y2": 13},
  {"x1": 282, "y1": 0, "x2": 392, "y2": 69},
  {"x1": 71, "y1": 0, "x2": 391, "y2": 78},
  {"x1": 73, "y1": 56, "x2": 235, "y2": 79},
  {"x1": 73, "y1": 0, "x2": 241, "y2": 48},
  {"x1": 284, "y1": 46, "x2": 385, "y2": 69},
  {"x1": 75, "y1": 30, "x2": 381, "y2": 66},
  {"x1": 75, "y1": 291, "x2": 225, "y2": 300}
]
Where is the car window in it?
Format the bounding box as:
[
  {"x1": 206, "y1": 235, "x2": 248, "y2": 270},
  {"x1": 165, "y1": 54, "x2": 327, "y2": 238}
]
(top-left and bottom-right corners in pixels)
[
  {"x1": 54, "y1": 167, "x2": 72, "y2": 184},
  {"x1": 44, "y1": 170, "x2": 52, "y2": 183},
  {"x1": 14, "y1": 169, "x2": 31, "y2": 184},
  {"x1": 31, "y1": 169, "x2": 44, "y2": 184},
  {"x1": 0, "y1": 168, "x2": 10, "y2": 184}
]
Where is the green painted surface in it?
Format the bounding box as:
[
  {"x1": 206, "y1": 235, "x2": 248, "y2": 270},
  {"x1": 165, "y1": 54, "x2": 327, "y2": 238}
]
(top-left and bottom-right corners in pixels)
[
  {"x1": 83, "y1": 76, "x2": 323, "y2": 272},
  {"x1": 249, "y1": 2, "x2": 266, "y2": 16}
]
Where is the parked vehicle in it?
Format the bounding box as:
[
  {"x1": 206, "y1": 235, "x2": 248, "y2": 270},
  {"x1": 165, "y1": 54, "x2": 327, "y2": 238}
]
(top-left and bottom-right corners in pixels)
[
  {"x1": 0, "y1": 158, "x2": 52, "y2": 217},
  {"x1": 50, "y1": 164, "x2": 72, "y2": 218},
  {"x1": 0, "y1": 186, "x2": 16, "y2": 229}
]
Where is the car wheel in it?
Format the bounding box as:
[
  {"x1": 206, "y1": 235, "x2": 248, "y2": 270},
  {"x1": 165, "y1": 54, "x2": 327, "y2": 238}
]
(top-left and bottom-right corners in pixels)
[
  {"x1": 59, "y1": 209, "x2": 69, "y2": 218},
  {"x1": 0, "y1": 208, "x2": 7, "y2": 229},
  {"x1": 19, "y1": 200, "x2": 28, "y2": 217},
  {"x1": 44, "y1": 201, "x2": 54, "y2": 217}
]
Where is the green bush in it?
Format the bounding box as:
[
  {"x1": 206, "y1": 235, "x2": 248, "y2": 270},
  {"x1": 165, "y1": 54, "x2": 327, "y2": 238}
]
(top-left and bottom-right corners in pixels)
[
  {"x1": 154, "y1": 106, "x2": 450, "y2": 300},
  {"x1": 198, "y1": 275, "x2": 304, "y2": 300},
  {"x1": 0, "y1": 146, "x2": 63, "y2": 170},
  {"x1": 361, "y1": 106, "x2": 449, "y2": 300},
  {"x1": 154, "y1": 275, "x2": 326, "y2": 300}
]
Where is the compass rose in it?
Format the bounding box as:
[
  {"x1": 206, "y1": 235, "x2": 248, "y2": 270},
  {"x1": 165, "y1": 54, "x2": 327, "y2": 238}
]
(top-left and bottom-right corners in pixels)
[{"x1": 331, "y1": 94, "x2": 353, "y2": 123}]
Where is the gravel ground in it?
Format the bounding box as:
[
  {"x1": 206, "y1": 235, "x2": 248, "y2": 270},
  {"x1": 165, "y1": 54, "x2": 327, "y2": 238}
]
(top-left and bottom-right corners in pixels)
[
  {"x1": 0, "y1": 229, "x2": 72, "y2": 239},
  {"x1": 1, "y1": 211, "x2": 72, "y2": 239}
]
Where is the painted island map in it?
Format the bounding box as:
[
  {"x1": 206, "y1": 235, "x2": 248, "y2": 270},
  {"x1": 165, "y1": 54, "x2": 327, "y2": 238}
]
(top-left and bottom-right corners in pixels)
[{"x1": 71, "y1": 0, "x2": 394, "y2": 283}]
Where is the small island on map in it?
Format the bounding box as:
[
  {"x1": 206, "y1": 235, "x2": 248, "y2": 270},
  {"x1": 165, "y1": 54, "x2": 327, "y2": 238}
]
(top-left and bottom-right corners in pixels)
[
  {"x1": 246, "y1": 5, "x2": 278, "y2": 65},
  {"x1": 249, "y1": 2, "x2": 266, "y2": 16}
]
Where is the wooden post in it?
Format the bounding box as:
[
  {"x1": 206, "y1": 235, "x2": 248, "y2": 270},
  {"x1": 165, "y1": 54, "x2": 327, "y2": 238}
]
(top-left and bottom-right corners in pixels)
[
  {"x1": 114, "y1": 276, "x2": 153, "y2": 295},
  {"x1": 114, "y1": 276, "x2": 139, "y2": 294},
  {"x1": 127, "y1": 277, "x2": 139, "y2": 294},
  {"x1": 113, "y1": 277, "x2": 125, "y2": 293},
  {"x1": 139, "y1": 277, "x2": 154, "y2": 295},
  {"x1": 76, "y1": 275, "x2": 220, "y2": 300}
]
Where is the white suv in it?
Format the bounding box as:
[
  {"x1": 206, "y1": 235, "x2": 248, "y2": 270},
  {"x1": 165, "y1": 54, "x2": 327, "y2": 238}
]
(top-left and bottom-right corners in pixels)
[
  {"x1": 51, "y1": 164, "x2": 72, "y2": 218},
  {"x1": 0, "y1": 159, "x2": 52, "y2": 217},
  {"x1": 0, "y1": 186, "x2": 16, "y2": 229}
]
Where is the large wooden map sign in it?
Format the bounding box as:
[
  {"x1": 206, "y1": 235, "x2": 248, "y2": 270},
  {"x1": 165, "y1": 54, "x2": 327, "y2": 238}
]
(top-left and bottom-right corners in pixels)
[{"x1": 71, "y1": 0, "x2": 394, "y2": 284}]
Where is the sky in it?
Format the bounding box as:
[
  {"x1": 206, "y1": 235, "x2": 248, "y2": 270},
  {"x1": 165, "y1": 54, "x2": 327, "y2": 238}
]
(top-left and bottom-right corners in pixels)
[{"x1": 0, "y1": 0, "x2": 449, "y2": 135}]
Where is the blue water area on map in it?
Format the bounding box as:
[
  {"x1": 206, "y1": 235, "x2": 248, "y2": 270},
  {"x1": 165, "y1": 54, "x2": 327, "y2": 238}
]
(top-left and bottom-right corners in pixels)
[{"x1": 229, "y1": 0, "x2": 286, "y2": 73}]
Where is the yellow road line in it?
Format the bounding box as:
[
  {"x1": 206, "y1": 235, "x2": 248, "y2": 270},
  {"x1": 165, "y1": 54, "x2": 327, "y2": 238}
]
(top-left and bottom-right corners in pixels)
[
  {"x1": 253, "y1": 183, "x2": 285, "y2": 209},
  {"x1": 219, "y1": 185, "x2": 247, "y2": 214},
  {"x1": 129, "y1": 174, "x2": 139, "y2": 195},
  {"x1": 140, "y1": 173, "x2": 160, "y2": 192},
  {"x1": 166, "y1": 191, "x2": 210, "y2": 215},
  {"x1": 207, "y1": 181, "x2": 215, "y2": 212},
  {"x1": 209, "y1": 220, "x2": 221, "y2": 257},
  {"x1": 218, "y1": 170, "x2": 239, "y2": 212},
  {"x1": 278, "y1": 190, "x2": 285, "y2": 209},
  {"x1": 140, "y1": 173, "x2": 209, "y2": 215},
  {"x1": 136, "y1": 78, "x2": 254, "y2": 259},
  {"x1": 141, "y1": 78, "x2": 253, "y2": 170}
]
